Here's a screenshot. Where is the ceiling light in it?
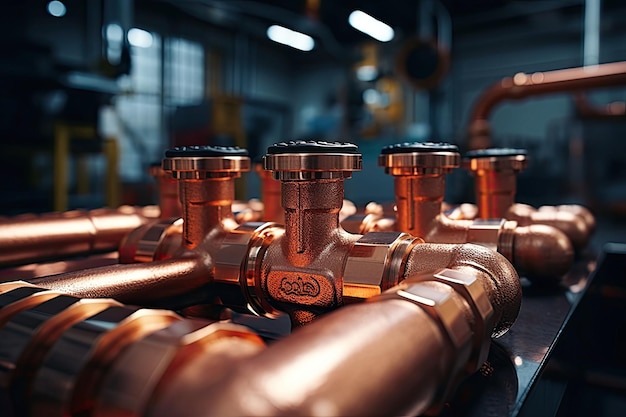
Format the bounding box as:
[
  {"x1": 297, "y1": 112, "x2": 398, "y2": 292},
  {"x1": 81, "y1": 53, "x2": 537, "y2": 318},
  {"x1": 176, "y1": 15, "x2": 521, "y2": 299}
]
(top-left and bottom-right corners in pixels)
[
  {"x1": 348, "y1": 10, "x2": 394, "y2": 42},
  {"x1": 47, "y1": 0, "x2": 66, "y2": 18},
  {"x1": 356, "y1": 65, "x2": 378, "y2": 82},
  {"x1": 267, "y1": 25, "x2": 315, "y2": 52},
  {"x1": 128, "y1": 28, "x2": 153, "y2": 48}
]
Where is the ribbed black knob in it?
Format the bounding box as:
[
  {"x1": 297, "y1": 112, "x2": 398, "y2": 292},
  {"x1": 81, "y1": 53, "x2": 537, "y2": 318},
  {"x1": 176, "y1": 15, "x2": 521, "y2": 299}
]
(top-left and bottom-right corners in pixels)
[
  {"x1": 165, "y1": 145, "x2": 248, "y2": 158},
  {"x1": 380, "y1": 142, "x2": 458, "y2": 155},
  {"x1": 267, "y1": 140, "x2": 359, "y2": 155}
]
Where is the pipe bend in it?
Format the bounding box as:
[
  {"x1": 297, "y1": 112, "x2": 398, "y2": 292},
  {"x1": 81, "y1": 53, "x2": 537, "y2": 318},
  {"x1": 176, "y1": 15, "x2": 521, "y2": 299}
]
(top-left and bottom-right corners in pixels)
[
  {"x1": 512, "y1": 225, "x2": 574, "y2": 281},
  {"x1": 403, "y1": 243, "x2": 521, "y2": 338}
]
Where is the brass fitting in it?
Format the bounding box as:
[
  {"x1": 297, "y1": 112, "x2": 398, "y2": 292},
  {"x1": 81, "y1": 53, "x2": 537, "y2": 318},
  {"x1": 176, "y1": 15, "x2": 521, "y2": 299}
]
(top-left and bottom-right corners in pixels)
[
  {"x1": 255, "y1": 161, "x2": 284, "y2": 223},
  {"x1": 464, "y1": 148, "x2": 594, "y2": 249},
  {"x1": 0, "y1": 207, "x2": 151, "y2": 267},
  {"x1": 377, "y1": 142, "x2": 574, "y2": 279}
]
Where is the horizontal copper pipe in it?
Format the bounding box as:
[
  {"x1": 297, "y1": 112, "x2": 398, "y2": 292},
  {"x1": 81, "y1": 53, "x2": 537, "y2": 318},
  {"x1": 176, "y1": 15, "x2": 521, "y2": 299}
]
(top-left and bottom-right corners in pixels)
[
  {"x1": 471, "y1": 61, "x2": 626, "y2": 122},
  {"x1": 29, "y1": 255, "x2": 211, "y2": 307},
  {"x1": 0, "y1": 208, "x2": 151, "y2": 267}
]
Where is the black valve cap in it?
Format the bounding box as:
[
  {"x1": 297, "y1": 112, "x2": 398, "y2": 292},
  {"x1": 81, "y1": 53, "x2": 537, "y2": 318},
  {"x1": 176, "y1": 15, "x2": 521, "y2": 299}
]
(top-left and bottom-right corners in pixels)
[
  {"x1": 465, "y1": 148, "x2": 527, "y2": 158},
  {"x1": 380, "y1": 142, "x2": 459, "y2": 154},
  {"x1": 165, "y1": 145, "x2": 249, "y2": 158},
  {"x1": 267, "y1": 140, "x2": 359, "y2": 154}
]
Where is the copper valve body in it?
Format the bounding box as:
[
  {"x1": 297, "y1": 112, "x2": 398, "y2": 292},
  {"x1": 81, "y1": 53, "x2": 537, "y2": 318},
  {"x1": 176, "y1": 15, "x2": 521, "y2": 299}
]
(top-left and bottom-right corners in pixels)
[
  {"x1": 366, "y1": 142, "x2": 574, "y2": 279},
  {"x1": 464, "y1": 148, "x2": 595, "y2": 250}
]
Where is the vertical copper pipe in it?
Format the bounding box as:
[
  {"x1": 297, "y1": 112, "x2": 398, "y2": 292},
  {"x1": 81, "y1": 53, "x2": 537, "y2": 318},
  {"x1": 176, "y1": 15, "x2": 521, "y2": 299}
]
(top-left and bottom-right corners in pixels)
[
  {"x1": 281, "y1": 180, "x2": 343, "y2": 266},
  {"x1": 256, "y1": 164, "x2": 284, "y2": 223},
  {"x1": 464, "y1": 149, "x2": 528, "y2": 219},
  {"x1": 150, "y1": 164, "x2": 181, "y2": 220},
  {"x1": 394, "y1": 175, "x2": 444, "y2": 238},
  {"x1": 179, "y1": 178, "x2": 236, "y2": 249}
]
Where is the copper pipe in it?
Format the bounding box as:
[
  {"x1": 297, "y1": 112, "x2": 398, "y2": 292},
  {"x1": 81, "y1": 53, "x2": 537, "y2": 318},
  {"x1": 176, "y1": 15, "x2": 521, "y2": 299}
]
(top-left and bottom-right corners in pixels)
[
  {"x1": 256, "y1": 162, "x2": 284, "y2": 223},
  {"x1": 0, "y1": 207, "x2": 150, "y2": 267},
  {"x1": 573, "y1": 93, "x2": 626, "y2": 120},
  {"x1": 464, "y1": 148, "x2": 594, "y2": 249},
  {"x1": 468, "y1": 61, "x2": 626, "y2": 149},
  {"x1": 149, "y1": 163, "x2": 182, "y2": 220},
  {"x1": 149, "y1": 266, "x2": 520, "y2": 417},
  {"x1": 377, "y1": 142, "x2": 573, "y2": 279},
  {"x1": 0, "y1": 282, "x2": 264, "y2": 417},
  {"x1": 30, "y1": 255, "x2": 211, "y2": 306}
]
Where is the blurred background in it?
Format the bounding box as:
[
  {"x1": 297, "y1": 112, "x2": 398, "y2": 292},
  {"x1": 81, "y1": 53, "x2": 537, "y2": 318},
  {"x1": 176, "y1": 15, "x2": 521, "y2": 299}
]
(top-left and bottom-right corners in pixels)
[{"x1": 1, "y1": 0, "x2": 626, "y2": 241}]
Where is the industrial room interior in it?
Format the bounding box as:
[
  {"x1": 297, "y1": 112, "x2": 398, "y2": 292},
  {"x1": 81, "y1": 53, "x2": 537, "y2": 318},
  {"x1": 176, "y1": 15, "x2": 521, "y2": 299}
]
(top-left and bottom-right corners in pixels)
[{"x1": 1, "y1": 0, "x2": 626, "y2": 416}]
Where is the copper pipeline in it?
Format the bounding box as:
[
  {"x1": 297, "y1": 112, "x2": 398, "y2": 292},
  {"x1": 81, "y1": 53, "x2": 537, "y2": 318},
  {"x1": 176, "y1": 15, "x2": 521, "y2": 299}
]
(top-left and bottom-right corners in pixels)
[
  {"x1": 0, "y1": 282, "x2": 264, "y2": 417},
  {"x1": 148, "y1": 265, "x2": 521, "y2": 417},
  {"x1": 0, "y1": 208, "x2": 149, "y2": 267},
  {"x1": 468, "y1": 61, "x2": 626, "y2": 149}
]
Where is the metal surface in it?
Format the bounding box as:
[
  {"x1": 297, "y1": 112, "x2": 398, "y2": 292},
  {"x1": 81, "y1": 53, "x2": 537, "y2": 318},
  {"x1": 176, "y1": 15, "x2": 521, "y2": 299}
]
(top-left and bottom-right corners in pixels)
[
  {"x1": 0, "y1": 207, "x2": 150, "y2": 267},
  {"x1": 467, "y1": 61, "x2": 626, "y2": 149},
  {"x1": 376, "y1": 142, "x2": 574, "y2": 279},
  {"x1": 464, "y1": 149, "x2": 594, "y2": 250}
]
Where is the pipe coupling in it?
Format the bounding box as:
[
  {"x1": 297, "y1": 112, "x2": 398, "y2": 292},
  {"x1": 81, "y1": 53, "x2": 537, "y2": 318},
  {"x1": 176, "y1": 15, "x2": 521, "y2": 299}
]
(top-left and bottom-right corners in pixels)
[
  {"x1": 343, "y1": 232, "x2": 422, "y2": 302},
  {"x1": 212, "y1": 222, "x2": 283, "y2": 316},
  {"x1": 119, "y1": 218, "x2": 183, "y2": 263},
  {"x1": 373, "y1": 276, "x2": 473, "y2": 411}
]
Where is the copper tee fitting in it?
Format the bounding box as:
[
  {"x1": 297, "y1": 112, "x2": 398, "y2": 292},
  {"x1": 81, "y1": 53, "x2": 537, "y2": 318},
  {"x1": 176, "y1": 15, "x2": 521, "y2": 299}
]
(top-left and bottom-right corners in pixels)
[
  {"x1": 378, "y1": 142, "x2": 574, "y2": 279},
  {"x1": 0, "y1": 207, "x2": 151, "y2": 267},
  {"x1": 464, "y1": 148, "x2": 594, "y2": 249}
]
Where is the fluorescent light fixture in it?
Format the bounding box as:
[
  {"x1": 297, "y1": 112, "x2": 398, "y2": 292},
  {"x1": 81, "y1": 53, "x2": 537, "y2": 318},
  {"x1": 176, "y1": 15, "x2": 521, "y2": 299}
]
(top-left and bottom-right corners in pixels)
[
  {"x1": 128, "y1": 28, "x2": 153, "y2": 48},
  {"x1": 47, "y1": 0, "x2": 66, "y2": 17},
  {"x1": 356, "y1": 65, "x2": 378, "y2": 82},
  {"x1": 348, "y1": 10, "x2": 394, "y2": 42},
  {"x1": 267, "y1": 25, "x2": 314, "y2": 51}
]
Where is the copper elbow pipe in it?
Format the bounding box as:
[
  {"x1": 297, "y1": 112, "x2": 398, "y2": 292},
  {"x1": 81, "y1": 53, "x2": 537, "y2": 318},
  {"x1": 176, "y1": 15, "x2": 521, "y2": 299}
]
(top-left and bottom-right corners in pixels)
[
  {"x1": 150, "y1": 266, "x2": 521, "y2": 417},
  {"x1": 464, "y1": 148, "x2": 594, "y2": 250},
  {"x1": 0, "y1": 207, "x2": 150, "y2": 267},
  {"x1": 468, "y1": 61, "x2": 626, "y2": 149}
]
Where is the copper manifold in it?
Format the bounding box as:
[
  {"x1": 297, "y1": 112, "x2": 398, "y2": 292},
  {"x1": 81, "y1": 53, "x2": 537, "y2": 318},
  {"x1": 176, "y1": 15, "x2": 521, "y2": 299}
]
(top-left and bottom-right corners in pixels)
[
  {"x1": 464, "y1": 148, "x2": 595, "y2": 250},
  {"x1": 0, "y1": 250, "x2": 520, "y2": 417},
  {"x1": 344, "y1": 142, "x2": 574, "y2": 279}
]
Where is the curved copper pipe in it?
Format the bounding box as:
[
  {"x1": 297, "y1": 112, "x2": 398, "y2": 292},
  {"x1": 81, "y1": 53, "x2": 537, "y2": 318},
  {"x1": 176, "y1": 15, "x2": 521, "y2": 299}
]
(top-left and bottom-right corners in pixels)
[
  {"x1": 0, "y1": 208, "x2": 150, "y2": 267},
  {"x1": 468, "y1": 61, "x2": 626, "y2": 149}
]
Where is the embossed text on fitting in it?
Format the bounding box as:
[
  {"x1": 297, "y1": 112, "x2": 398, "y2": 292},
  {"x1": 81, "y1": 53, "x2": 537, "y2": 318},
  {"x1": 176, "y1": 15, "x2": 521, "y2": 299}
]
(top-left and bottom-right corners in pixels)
[{"x1": 279, "y1": 276, "x2": 321, "y2": 297}]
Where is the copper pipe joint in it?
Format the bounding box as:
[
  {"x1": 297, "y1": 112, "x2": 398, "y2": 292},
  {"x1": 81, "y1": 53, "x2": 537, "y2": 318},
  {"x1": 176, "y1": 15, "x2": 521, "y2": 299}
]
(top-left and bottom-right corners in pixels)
[
  {"x1": 0, "y1": 207, "x2": 150, "y2": 267},
  {"x1": 162, "y1": 146, "x2": 250, "y2": 250},
  {"x1": 464, "y1": 148, "x2": 593, "y2": 250},
  {"x1": 379, "y1": 142, "x2": 573, "y2": 279}
]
